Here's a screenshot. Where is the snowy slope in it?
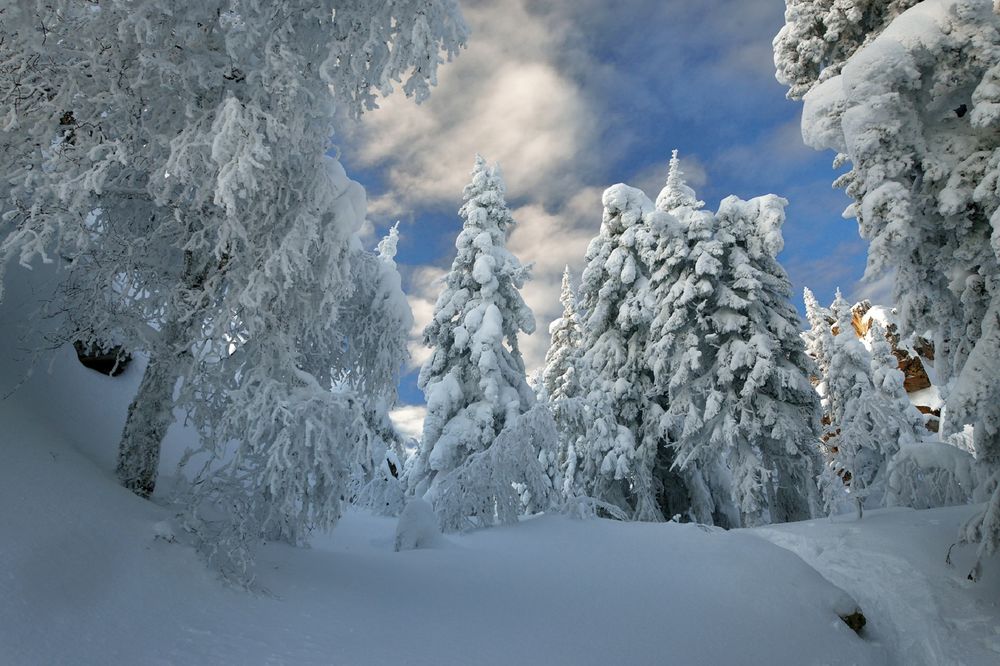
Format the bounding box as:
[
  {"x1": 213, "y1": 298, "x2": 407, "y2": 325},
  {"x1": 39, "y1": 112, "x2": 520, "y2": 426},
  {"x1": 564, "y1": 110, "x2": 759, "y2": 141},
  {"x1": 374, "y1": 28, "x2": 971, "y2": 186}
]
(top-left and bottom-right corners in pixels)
[
  {"x1": 0, "y1": 405, "x2": 879, "y2": 666},
  {"x1": 756, "y1": 507, "x2": 1000, "y2": 666}
]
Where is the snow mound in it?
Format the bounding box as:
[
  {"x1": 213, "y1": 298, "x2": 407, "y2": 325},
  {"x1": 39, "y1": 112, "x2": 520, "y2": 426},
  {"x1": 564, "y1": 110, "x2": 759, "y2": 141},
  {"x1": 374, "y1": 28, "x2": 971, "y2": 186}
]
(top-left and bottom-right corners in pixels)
[{"x1": 394, "y1": 498, "x2": 443, "y2": 551}]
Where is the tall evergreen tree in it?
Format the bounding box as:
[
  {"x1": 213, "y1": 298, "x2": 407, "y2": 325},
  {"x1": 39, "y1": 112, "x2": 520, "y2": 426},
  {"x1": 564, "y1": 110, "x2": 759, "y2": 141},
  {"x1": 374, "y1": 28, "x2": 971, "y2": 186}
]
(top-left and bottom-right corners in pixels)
[
  {"x1": 644, "y1": 152, "x2": 735, "y2": 524},
  {"x1": 542, "y1": 266, "x2": 586, "y2": 497},
  {"x1": 802, "y1": 286, "x2": 837, "y2": 449},
  {"x1": 646, "y1": 158, "x2": 739, "y2": 526},
  {"x1": 664, "y1": 194, "x2": 821, "y2": 527},
  {"x1": 408, "y1": 156, "x2": 535, "y2": 502},
  {"x1": 574, "y1": 184, "x2": 659, "y2": 519}
]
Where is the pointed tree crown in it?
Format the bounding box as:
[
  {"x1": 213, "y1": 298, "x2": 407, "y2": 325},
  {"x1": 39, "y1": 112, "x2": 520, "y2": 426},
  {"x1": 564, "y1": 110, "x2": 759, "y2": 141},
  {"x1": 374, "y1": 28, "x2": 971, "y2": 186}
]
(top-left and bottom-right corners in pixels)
[
  {"x1": 656, "y1": 150, "x2": 705, "y2": 212},
  {"x1": 830, "y1": 288, "x2": 854, "y2": 336}
]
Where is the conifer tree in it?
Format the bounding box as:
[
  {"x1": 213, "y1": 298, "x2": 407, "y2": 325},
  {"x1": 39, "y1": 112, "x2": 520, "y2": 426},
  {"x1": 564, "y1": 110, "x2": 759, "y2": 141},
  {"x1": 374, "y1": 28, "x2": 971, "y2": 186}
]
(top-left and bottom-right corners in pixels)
[
  {"x1": 574, "y1": 184, "x2": 659, "y2": 519},
  {"x1": 542, "y1": 267, "x2": 586, "y2": 497},
  {"x1": 645, "y1": 153, "x2": 728, "y2": 524},
  {"x1": 802, "y1": 286, "x2": 837, "y2": 446},
  {"x1": 409, "y1": 156, "x2": 536, "y2": 503},
  {"x1": 802, "y1": 287, "x2": 835, "y2": 379},
  {"x1": 825, "y1": 295, "x2": 927, "y2": 517},
  {"x1": 663, "y1": 194, "x2": 821, "y2": 527}
]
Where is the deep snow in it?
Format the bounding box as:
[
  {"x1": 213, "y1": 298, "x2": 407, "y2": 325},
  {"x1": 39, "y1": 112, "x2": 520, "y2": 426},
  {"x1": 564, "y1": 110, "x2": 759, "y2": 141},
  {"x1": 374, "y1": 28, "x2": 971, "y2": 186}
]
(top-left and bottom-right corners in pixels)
[{"x1": 1, "y1": 265, "x2": 997, "y2": 665}]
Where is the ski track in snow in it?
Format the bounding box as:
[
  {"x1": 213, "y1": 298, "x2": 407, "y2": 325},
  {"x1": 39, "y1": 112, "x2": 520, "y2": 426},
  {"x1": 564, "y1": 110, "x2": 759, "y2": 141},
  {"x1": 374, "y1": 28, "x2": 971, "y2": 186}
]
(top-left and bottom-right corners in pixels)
[{"x1": 755, "y1": 510, "x2": 1000, "y2": 666}]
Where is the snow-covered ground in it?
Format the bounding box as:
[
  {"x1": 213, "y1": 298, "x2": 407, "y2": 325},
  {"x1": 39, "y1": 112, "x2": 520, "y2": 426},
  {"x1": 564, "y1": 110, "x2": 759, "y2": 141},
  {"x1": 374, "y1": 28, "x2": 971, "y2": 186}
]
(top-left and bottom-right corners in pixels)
[
  {"x1": 757, "y1": 508, "x2": 1000, "y2": 666},
  {"x1": 1, "y1": 269, "x2": 997, "y2": 666}
]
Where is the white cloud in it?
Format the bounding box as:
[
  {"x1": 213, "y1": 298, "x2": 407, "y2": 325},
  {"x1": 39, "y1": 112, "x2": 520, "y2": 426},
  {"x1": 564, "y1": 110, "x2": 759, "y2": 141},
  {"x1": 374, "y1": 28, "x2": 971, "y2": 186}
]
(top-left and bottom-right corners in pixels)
[
  {"x1": 507, "y1": 187, "x2": 604, "y2": 372},
  {"x1": 405, "y1": 265, "x2": 446, "y2": 371},
  {"x1": 345, "y1": 0, "x2": 599, "y2": 219},
  {"x1": 343, "y1": 0, "x2": 612, "y2": 382},
  {"x1": 389, "y1": 404, "x2": 427, "y2": 442},
  {"x1": 853, "y1": 270, "x2": 895, "y2": 307}
]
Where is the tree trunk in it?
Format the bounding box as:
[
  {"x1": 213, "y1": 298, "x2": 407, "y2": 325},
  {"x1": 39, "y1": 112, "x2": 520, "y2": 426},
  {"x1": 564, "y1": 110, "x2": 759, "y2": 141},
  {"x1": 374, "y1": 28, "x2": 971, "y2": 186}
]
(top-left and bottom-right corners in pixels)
[{"x1": 115, "y1": 321, "x2": 185, "y2": 498}]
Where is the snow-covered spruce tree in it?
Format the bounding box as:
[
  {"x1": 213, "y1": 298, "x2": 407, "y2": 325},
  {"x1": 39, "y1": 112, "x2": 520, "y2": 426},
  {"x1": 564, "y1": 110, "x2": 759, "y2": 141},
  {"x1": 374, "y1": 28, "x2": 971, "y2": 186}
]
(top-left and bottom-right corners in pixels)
[
  {"x1": 542, "y1": 266, "x2": 585, "y2": 498},
  {"x1": 645, "y1": 155, "x2": 740, "y2": 527},
  {"x1": 574, "y1": 185, "x2": 660, "y2": 520},
  {"x1": 671, "y1": 195, "x2": 821, "y2": 527},
  {"x1": 775, "y1": 0, "x2": 1000, "y2": 576},
  {"x1": 0, "y1": 2, "x2": 466, "y2": 501},
  {"x1": 408, "y1": 156, "x2": 536, "y2": 518},
  {"x1": 802, "y1": 287, "x2": 836, "y2": 382},
  {"x1": 824, "y1": 294, "x2": 926, "y2": 517},
  {"x1": 649, "y1": 153, "x2": 729, "y2": 524},
  {"x1": 801, "y1": 287, "x2": 838, "y2": 455}
]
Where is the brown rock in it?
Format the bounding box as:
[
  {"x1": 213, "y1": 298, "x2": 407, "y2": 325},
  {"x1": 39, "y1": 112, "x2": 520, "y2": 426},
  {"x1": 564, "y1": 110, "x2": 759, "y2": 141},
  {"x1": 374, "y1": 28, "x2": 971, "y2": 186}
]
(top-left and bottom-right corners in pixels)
[{"x1": 840, "y1": 610, "x2": 867, "y2": 634}]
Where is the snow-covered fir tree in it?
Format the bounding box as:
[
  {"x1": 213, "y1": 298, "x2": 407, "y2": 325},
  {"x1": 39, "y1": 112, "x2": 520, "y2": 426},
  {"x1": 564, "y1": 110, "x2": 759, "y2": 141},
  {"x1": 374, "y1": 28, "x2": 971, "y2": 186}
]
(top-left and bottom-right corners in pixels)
[
  {"x1": 542, "y1": 266, "x2": 585, "y2": 496},
  {"x1": 667, "y1": 194, "x2": 821, "y2": 527},
  {"x1": 645, "y1": 150, "x2": 720, "y2": 525},
  {"x1": 543, "y1": 267, "x2": 584, "y2": 405},
  {"x1": 773, "y1": 0, "x2": 923, "y2": 100},
  {"x1": 776, "y1": 0, "x2": 1000, "y2": 576},
  {"x1": 823, "y1": 293, "x2": 924, "y2": 516},
  {"x1": 574, "y1": 184, "x2": 659, "y2": 519},
  {"x1": 408, "y1": 156, "x2": 536, "y2": 513},
  {"x1": 802, "y1": 287, "x2": 836, "y2": 380},
  {"x1": 802, "y1": 287, "x2": 837, "y2": 445}
]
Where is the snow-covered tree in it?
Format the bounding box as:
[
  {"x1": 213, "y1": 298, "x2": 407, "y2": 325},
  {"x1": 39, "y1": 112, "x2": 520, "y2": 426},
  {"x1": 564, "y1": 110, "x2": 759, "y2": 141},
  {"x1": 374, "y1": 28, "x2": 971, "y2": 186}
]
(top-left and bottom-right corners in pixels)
[
  {"x1": 654, "y1": 150, "x2": 705, "y2": 213},
  {"x1": 825, "y1": 298, "x2": 926, "y2": 516},
  {"x1": 574, "y1": 184, "x2": 659, "y2": 519},
  {"x1": 408, "y1": 156, "x2": 536, "y2": 510},
  {"x1": 802, "y1": 287, "x2": 836, "y2": 380},
  {"x1": 340, "y1": 223, "x2": 413, "y2": 516},
  {"x1": 542, "y1": 266, "x2": 585, "y2": 496},
  {"x1": 667, "y1": 195, "x2": 821, "y2": 527},
  {"x1": 433, "y1": 404, "x2": 557, "y2": 532},
  {"x1": 0, "y1": 1, "x2": 466, "y2": 504},
  {"x1": 543, "y1": 267, "x2": 584, "y2": 405},
  {"x1": 773, "y1": 0, "x2": 923, "y2": 100},
  {"x1": 645, "y1": 154, "x2": 728, "y2": 525},
  {"x1": 775, "y1": 0, "x2": 1000, "y2": 576},
  {"x1": 802, "y1": 287, "x2": 837, "y2": 449}
]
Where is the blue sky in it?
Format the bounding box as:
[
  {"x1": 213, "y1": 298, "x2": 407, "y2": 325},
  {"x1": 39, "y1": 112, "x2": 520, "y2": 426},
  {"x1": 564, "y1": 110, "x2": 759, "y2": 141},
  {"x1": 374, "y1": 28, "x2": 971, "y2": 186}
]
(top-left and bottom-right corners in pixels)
[{"x1": 338, "y1": 0, "x2": 878, "y2": 435}]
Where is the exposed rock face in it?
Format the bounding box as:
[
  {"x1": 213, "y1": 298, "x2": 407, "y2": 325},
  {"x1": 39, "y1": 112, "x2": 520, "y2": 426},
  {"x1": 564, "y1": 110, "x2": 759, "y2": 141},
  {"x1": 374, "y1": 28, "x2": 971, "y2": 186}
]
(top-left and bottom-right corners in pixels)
[{"x1": 73, "y1": 340, "x2": 131, "y2": 376}]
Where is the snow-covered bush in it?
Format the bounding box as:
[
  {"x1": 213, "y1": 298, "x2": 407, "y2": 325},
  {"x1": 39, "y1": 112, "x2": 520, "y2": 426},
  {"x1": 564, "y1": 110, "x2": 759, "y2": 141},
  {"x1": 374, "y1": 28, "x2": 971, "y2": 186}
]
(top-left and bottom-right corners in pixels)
[
  {"x1": 886, "y1": 441, "x2": 977, "y2": 510},
  {"x1": 394, "y1": 499, "x2": 443, "y2": 552},
  {"x1": 433, "y1": 405, "x2": 557, "y2": 532}
]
